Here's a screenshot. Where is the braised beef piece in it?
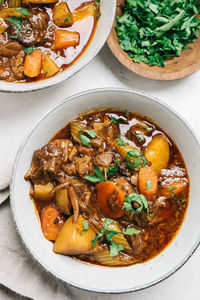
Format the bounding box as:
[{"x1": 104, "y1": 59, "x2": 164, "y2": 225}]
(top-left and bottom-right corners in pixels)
[
  {"x1": 8, "y1": 10, "x2": 50, "y2": 46},
  {"x1": 0, "y1": 41, "x2": 25, "y2": 81}
]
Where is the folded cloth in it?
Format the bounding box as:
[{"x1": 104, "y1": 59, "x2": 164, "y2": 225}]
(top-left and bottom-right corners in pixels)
[{"x1": 0, "y1": 200, "x2": 74, "y2": 300}]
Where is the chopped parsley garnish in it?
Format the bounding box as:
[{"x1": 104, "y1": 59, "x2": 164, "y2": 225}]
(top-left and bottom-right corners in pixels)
[
  {"x1": 124, "y1": 225, "x2": 141, "y2": 235},
  {"x1": 179, "y1": 199, "x2": 187, "y2": 205},
  {"x1": 16, "y1": 8, "x2": 30, "y2": 16},
  {"x1": 167, "y1": 186, "x2": 177, "y2": 191},
  {"x1": 84, "y1": 167, "x2": 106, "y2": 183},
  {"x1": 109, "y1": 115, "x2": 118, "y2": 124},
  {"x1": 136, "y1": 125, "x2": 151, "y2": 132},
  {"x1": 6, "y1": 16, "x2": 22, "y2": 32},
  {"x1": 9, "y1": 35, "x2": 18, "y2": 40},
  {"x1": 125, "y1": 149, "x2": 147, "y2": 170},
  {"x1": 91, "y1": 218, "x2": 124, "y2": 257},
  {"x1": 108, "y1": 160, "x2": 120, "y2": 176},
  {"x1": 78, "y1": 130, "x2": 97, "y2": 146},
  {"x1": 118, "y1": 133, "x2": 126, "y2": 146},
  {"x1": 115, "y1": 0, "x2": 200, "y2": 67},
  {"x1": 125, "y1": 108, "x2": 129, "y2": 119},
  {"x1": 134, "y1": 132, "x2": 145, "y2": 142},
  {"x1": 81, "y1": 220, "x2": 89, "y2": 235},
  {"x1": 171, "y1": 192, "x2": 174, "y2": 199},
  {"x1": 123, "y1": 193, "x2": 149, "y2": 215},
  {"x1": 24, "y1": 47, "x2": 36, "y2": 55},
  {"x1": 64, "y1": 13, "x2": 70, "y2": 24},
  {"x1": 0, "y1": 0, "x2": 3, "y2": 4},
  {"x1": 144, "y1": 180, "x2": 152, "y2": 190}
]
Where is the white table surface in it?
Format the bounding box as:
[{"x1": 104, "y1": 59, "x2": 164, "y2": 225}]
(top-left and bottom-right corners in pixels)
[{"x1": 0, "y1": 44, "x2": 199, "y2": 300}]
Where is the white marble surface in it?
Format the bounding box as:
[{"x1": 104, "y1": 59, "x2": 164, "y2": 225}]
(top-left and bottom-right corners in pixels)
[{"x1": 0, "y1": 44, "x2": 199, "y2": 299}]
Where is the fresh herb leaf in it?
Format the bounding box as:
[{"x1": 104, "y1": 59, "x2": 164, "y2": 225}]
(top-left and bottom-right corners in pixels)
[
  {"x1": 135, "y1": 125, "x2": 151, "y2": 132},
  {"x1": 125, "y1": 108, "x2": 129, "y2": 119},
  {"x1": 118, "y1": 133, "x2": 126, "y2": 146},
  {"x1": 179, "y1": 199, "x2": 187, "y2": 205},
  {"x1": 16, "y1": 8, "x2": 30, "y2": 16},
  {"x1": 134, "y1": 132, "x2": 145, "y2": 142},
  {"x1": 78, "y1": 132, "x2": 91, "y2": 146},
  {"x1": 109, "y1": 115, "x2": 118, "y2": 124},
  {"x1": 0, "y1": 0, "x2": 3, "y2": 4},
  {"x1": 104, "y1": 168, "x2": 107, "y2": 181},
  {"x1": 125, "y1": 150, "x2": 146, "y2": 170},
  {"x1": 9, "y1": 35, "x2": 18, "y2": 40},
  {"x1": 115, "y1": 0, "x2": 200, "y2": 67},
  {"x1": 108, "y1": 160, "x2": 120, "y2": 176},
  {"x1": 80, "y1": 129, "x2": 97, "y2": 138},
  {"x1": 167, "y1": 186, "x2": 177, "y2": 191},
  {"x1": 124, "y1": 225, "x2": 141, "y2": 235},
  {"x1": 104, "y1": 218, "x2": 114, "y2": 227},
  {"x1": 171, "y1": 192, "x2": 174, "y2": 199},
  {"x1": 6, "y1": 16, "x2": 22, "y2": 32},
  {"x1": 64, "y1": 13, "x2": 70, "y2": 24},
  {"x1": 123, "y1": 193, "x2": 149, "y2": 215},
  {"x1": 110, "y1": 242, "x2": 124, "y2": 257},
  {"x1": 145, "y1": 180, "x2": 152, "y2": 190},
  {"x1": 81, "y1": 220, "x2": 89, "y2": 235},
  {"x1": 84, "y1": 167, "x2": 106, "y2": 183},
  {"x1": 24, "y1": 46, "x2": 36, "y2": 55}
]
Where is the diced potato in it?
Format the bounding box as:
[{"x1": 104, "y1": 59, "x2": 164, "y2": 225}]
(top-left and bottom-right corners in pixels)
[
  {"x1": 94, "y1": 250, "x2": 137, "y2": 266},
  {"x1": 53, "y1": 2, "x2": 73, "y2": 27},
  {"x1": 145, "y1": 134, "x2": 170, "y2": 173},
  {"x1": 70, "y1": 121, "x2": 86, "y2": 139},
  {"x1": 51, "y1": 30, "x2": 80, "y2": 50},
  {"x1": 55, "y1": 188, "x2": 71, "y2": 215},
  {"x1": 109, "y1": 139, "x2": 140, "y2": 160},
  {"x1": 42, "y1": 53, "x2": 60, "y2": 78},
  {"x1": 160, "y1": 181, "x2": 187, "y2": 198},
  {"x1": 72, "y1": 1, "x2": 98, "y2": 22},
  {"x1": 32, "y1": 182, "x2": 54, "y2": 201},
  {"x1": 54, "y1": 215, "x2": 98, "y2": 255}
]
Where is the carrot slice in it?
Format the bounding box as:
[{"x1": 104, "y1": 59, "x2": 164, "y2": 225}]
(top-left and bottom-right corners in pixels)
[
  {"x1": 97, "y1": 181, "x2": 125, "y2": 218},
  {"x1": 52, "y1": 30, "x2": 80, "y2": 50},
  {"x1": 160, "y1": 181, "x2": 187, "y2": 198},
  {"x1": 41, "y1": 205, "x2": 63, "y2": 241},
  {"x1": 138, "y1": 165, "x2": 158, "y2": 200},
  {"x1": 24, "y1": 49, "x2": 42, "y2": 78}
]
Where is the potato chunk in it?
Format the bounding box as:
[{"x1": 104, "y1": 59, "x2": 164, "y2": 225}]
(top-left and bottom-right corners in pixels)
[
  {"x1": 145, "y1": 134, "x2": 170, "y2": 174},
  {"x1": 42, "y1": 53, "x2": 60, "y2": 78},
  {"x1": 72, "y1": 1, "x2": 98, "y2": 22},
  {"x1": 32, "y1": 182, "x2": 54, "y2": 200},
  {"x1": 55, "y1": 188, "x2": 71, "y2": 215},
  {"x1": 53, "y1": 2, "x2": 73, "y2": 27},
  {"x1": 53, "y1": 215, "x2": 98, "y2": 255}
]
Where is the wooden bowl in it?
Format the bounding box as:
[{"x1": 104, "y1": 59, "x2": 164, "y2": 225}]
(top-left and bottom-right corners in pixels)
[{"x1": 107, "y1": 0, "x2": 200, "y2": 80}]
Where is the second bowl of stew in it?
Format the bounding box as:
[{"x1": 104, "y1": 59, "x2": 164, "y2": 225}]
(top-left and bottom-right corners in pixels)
[
  {"x1": 11, "y1": 88, "x2": 200, "y2": 292},
  {"x1": 0, "y1": 0, "x2": 116, "y2": 92}
]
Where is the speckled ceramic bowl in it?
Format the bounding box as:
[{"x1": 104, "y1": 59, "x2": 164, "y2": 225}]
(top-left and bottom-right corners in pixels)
[
  {"x1": 10, "y1": 88, "x2": 200, "y2": 293},
  {"x1": 0, "y1": 1, "x2": 116, "y2": 93}
]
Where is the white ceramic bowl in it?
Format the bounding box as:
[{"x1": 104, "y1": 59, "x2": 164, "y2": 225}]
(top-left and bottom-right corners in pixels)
[
  {"x1": 11, "y1": 88, "x2": 200, "y2": 293},
  {"x1": 0, "y1": 1, "x2": 116, "y2": 93}
]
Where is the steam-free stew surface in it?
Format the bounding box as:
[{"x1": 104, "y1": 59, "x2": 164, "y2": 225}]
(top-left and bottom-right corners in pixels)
[
  {"x1": 0, "y1": 0, "x2": 99, "y2": 82},
  {"x1": 25, "y1": 110, "x2": 189, "y2": 267}
]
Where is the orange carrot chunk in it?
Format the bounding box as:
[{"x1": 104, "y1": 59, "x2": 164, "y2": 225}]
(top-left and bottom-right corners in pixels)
[
  {"x1": 97, "y1": 181, "x2": 125, "y2": 219},
  {"x1": 160, "y1": 181, "x2": 187, "y2": 198},
  {"x1": 41, "y1": 205, "x2": 63, "y2": 241},
  {"x1": 138, "y1": 165, "x2": 158, "y2": 200},
  {"x1": 52, "y1": 30, "x2": 80, "y2": 50},
  {"x1": 24, "y1": 49, "x2": 42, "y2": 78}
]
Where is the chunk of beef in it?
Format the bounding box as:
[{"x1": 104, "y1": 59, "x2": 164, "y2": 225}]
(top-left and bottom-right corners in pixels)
[
  {"x1": 8, "y1": 10, "x2": 50, "y2": 46},
  {"x1": 111, "y1": 177, "x2": 135, "y2": 195},
  {"x1": 75, "y1": 156, "x2": 93, "y2": 178},
  {"x1": 68, "y1": 186, "x2": 79, "y2": 222},
  {"x1": 95, "y1": 152, "x2": 113, "y2": 169},
  {"x1": 0, "y1": 41, "x2": 23, "y2": 57},
  {"x1": 130, "y1": 231, "x2": 145, "y2": 255}
]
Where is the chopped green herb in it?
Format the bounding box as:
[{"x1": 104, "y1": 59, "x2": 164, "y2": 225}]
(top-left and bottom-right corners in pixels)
[
  {"x1": 9, "y1": 35, "x2": 18, "y2": 40},
  {"x1": 64, "y1": 13, "x2": 70, "y2": 24},
  {"x1": 125, "y1": 109, "x2": 129, "y2": 119},
  {"x1": 6, "y1": 16, "x2": 22, "y2": 32},
  {"x1": 84, "y1": 167, "x2": 106, "y2": 183},
  {"x1": 16, "y1": 8, "x2": 30, "y2": 16},
  {"x1": 174, "y1": 61, "x2": 178, "y2": 64},
  {"x1": 91, "y1": 218, "x2": 124, "y2": 257},
  {"x1": 123, "y1": 193, "x2": 149, "y2": 215},
  {"x1": 104, "y1": 168, "x2": 107, "y2": 181},
  {"x1": 167, "y1": 186, "x2": 177, "y2": 191},
  {"x1": 0, "y1": 0, "x2": 3, "y2": 4},
  {"x1": 24, "y1": 46, "x2": 36, "y2": 55},
  {"x1": 136, "y1": 125, "x2": 151, "y2": 132},
  {"x1": 108, "y1": 160, "x2": 120, "y2": 176},
  {"x1": 81, "y1": 220, "x2": 89, "y2": 235},
  {"x1": 80, "y1": 129, "x2": 97, "y2": 138},
  {"x1": 109, "y1": 115, "x2": 118, "y2": 124},
  {"x1": 78, "y1": 132, "x2": 91, "y2": 146},
  {"x1": 124, "y1": 225, "x2": 141, "y2": 235},
  {"x1": 118, "y1": 133, "x2": 126, "y2": 146},
  {"x1": 134, "y1": 132, "x2": 145, "y2": 142},
  {"x1": 144, "y1": 180, "x2": 152, "y2": 190},
  {"x1": 171, "y1": 192, "x2": 174, "y2": 199},
  {"x1": 179, "y1": 199, "x2": 187, "y2": 205},
  {"x1": 125, "y1": 149, "x2": 147, "y2": 170},
  {"x1": 115, "y1": 0, "x2": 200, "y2": 67}
]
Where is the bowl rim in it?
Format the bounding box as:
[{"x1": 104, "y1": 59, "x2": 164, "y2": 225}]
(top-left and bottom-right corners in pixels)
[
  {"x1": 0, "y1": 0, "x2": 117, "y2": 93},
  {"x1": 10, "y1": 87, "x2": 200, "y2": 293}
]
